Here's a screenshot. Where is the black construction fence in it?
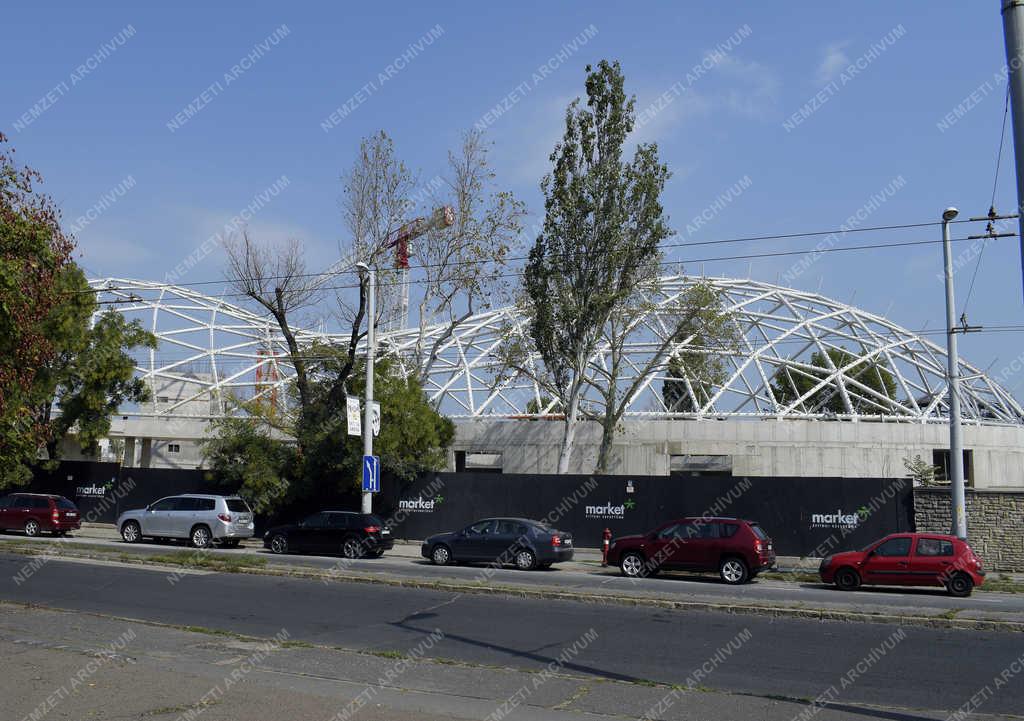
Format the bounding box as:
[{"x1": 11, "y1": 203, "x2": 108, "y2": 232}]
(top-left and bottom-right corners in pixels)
[
  {"x1": 23, "y1": 463, "x2": 914, "y2": 557},
  {"x1": 379, "y1": 472, "x2": 914, "y2": 557}
]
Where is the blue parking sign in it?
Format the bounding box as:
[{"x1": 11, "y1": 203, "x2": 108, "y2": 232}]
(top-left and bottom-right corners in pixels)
[{"x1": 362, "y1": 455, "x2": 381, "y2": 493}]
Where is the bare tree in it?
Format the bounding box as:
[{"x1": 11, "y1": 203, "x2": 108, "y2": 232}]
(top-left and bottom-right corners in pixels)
[
  {"x1": 224, "y1": 232, "x2": 320, "y2": 414},
  {"x1": 411, "y1": 130, "x2": 526, "y2": 381}
]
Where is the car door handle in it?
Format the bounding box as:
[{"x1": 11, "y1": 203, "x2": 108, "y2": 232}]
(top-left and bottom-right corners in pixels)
[{"x1": 898, "y1": 562, "x2": 909, "y2": 566}]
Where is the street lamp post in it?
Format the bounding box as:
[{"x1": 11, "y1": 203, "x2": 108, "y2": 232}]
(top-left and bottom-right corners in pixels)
[
  {"x1": 941, "y1": 207, "x2": 968, "y2": 539},
  {"x1": 356, "y1": 263, "x2": 376, "y2": 515}
]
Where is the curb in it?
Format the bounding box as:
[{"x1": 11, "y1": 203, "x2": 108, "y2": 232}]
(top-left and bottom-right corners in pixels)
[{"x1": 3, "y1": 543, "x2": 1021, "y2": 633}]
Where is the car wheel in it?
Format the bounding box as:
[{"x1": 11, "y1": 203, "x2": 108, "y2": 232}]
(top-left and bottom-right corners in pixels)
[
  {"x1": 342, "y1": 536, "x2": 364, "y2": 559},
  {"x1": 190, "y1": 525, "x2": 212, "y2": 549},
  {"x1": 24, "y1": 519, "x2": 41, "y2": 537},
  {"x1": 514, "y1": 548, "x2": 537, "y2": 571},
  {"x1": 719, "y1": 557, "x2": 749, "y2": 585},
  {"x1": 620, "y1": 551, "x2": 647, "y2": 578},
  {"x1": 947, "y1": 572, "x2": 974, "y2": 598},
  {"x1": 431, "y1": 544, "x2": 453, "y2": 566},
  {"x1": 835, "y1": 567, "x2": 861, "y2": 591},
  {"x1": 121, "y1": 521, "x2": 141, "y2": 543},
  {"x1": 269, "y1": 535, "x2": 288, "y2": 554}
]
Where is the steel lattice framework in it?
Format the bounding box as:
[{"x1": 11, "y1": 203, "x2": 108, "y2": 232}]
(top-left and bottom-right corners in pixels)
[{"x1": 91, "y1": 276, "x2": 1024, "y2": 426}]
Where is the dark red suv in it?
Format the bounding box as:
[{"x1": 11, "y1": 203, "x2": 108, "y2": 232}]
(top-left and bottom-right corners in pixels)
[
  {"x1": 819, "y1": 533, "x2": 985, "y2": 597},
  {"x1": 608, "y1": 517, "x2": 776, "y2": 584},
  {"x1": 0, "y1": 493, "x2": 81, "y2": 537}
]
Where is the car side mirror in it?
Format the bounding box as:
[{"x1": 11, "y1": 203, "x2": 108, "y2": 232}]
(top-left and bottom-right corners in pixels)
[
  {"x1": 146, "y1": 505, "x2": 154, "y2": 512},
  {"x1": 867, "y1": 549, "x2": 876, "y2": 557}
]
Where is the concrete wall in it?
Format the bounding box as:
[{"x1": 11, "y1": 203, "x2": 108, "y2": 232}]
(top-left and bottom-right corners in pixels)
[
  {"x1": 914, "y1": 488, "x2": 1024, "y2": 572},
  {"x1": 453, "y1": 418, "x2": 1024, "y2": 488}
]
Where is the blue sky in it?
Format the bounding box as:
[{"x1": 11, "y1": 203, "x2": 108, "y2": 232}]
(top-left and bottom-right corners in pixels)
[{"x1": 4, "y1": 1, "x2": 1024, "y2": 399}]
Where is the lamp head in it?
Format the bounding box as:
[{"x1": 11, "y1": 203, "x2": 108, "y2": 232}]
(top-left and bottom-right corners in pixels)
[{"x1": 942, "y1": 207, "x2": 959, "y2": 222}]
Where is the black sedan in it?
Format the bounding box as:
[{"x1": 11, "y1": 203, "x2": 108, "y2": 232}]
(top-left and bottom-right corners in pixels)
[
  {"x1": 421, "y1": 517, "x2": 574, "y2": 570},
  {"x1": 263, "y1": 511, "x2": 393, "y2": 558}
]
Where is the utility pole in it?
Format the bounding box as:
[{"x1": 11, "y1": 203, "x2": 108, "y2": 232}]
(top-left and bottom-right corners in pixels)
[
  {"x1": 356, "y1": 263, "x2": 376, "y2": 514},
  {"x1": 1001, "y1": 0, "x2": 1024, "y2": 299},
  {"x1": 941, "y1": 208, "x2": 968, "y2": 539}
]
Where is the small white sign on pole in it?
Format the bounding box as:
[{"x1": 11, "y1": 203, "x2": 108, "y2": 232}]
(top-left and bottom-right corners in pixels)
[
  {"x1": 371, "y1": 401, "x2": 381, "y2": 437},
  {"x1": 346, "y1": 396, "x2": 361, "y2": 436}
]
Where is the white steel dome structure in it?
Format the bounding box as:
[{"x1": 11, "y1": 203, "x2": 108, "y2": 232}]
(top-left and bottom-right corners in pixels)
[{"x1": 90, "y1": 276, "x2": 1024, "y2": 426}]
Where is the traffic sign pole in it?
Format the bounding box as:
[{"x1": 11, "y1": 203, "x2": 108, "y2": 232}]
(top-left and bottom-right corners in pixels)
[{"x1": 360, "y1": 266, "x2": 376, "y2": 514}]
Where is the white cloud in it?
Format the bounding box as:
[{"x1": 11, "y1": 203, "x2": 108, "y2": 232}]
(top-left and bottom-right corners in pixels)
[
  {"x1": 816, "y1": 42, "x2": 851, "y2": 84},
  {"x1": 714, "y1": 54, "x2": 781, "y2": 120}
]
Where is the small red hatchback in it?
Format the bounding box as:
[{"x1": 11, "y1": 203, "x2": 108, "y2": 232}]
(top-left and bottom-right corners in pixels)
[
  {"x1": 0, "y1": 493, "x2": 82, "y2": 537},
  {"x1": 819, "y1": 532, "x2": 985, "y2": 597},
  {"x1": 609, "y1": 517, "x2": 776, "y2": 584}
]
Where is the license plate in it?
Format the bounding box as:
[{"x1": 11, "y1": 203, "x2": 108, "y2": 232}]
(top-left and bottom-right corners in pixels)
[
  {"x1": 66, "y1": 513, "x2": 77, "y2": 517},
  {"x1": 381, "y1": 529, "x2": 390, "y2": 535},
  {"x1": 563, "y1": 538, "x2": 572, "y2": 546}
]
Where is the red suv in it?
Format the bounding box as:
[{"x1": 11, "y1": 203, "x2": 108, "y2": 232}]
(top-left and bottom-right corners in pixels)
[
  {"x1": 0, "y1": 493, "x2": 81, "y2": 537},
  {"x1": 819, "y1": 532, "x2": 985, "y2": 597},
  {"x1": 608, "y1": 517, "x2": 776, "y2": 584}
]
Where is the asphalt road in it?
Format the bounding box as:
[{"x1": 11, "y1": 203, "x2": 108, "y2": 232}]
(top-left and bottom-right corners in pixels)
[
  {"x1": 8, "y1": 532, "x2": 1024, "y2": 619},
  {"x1": 2, "y1": 552, "x2": 1022, "y2": 716}
]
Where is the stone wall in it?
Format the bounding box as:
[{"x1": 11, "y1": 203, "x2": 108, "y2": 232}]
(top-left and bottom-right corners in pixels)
[{"x1": 914, "y1": 488, "x2": 1024, "y2": 571}]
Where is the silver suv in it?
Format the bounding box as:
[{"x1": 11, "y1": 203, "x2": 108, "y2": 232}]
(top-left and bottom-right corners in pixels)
[{"x1": 117, "y1": 494, "x2": 254, "y2": 548}]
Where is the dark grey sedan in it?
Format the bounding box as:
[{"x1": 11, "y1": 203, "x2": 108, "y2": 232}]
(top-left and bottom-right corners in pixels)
[{"x1": 421, "y1": 517, "x2": 574, "y2": 570}]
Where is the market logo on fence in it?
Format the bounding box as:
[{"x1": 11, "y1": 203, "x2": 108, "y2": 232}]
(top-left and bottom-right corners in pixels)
[
  {"x1": 76, "y1": 479, "x2": 115, "y2": 498},
  {"x1": 810, "y1": 506, "x2": 870, "y2": 530},
  {"x1": 398, "y1": 494, "x2": 445, "y2": 513},
  {"x1": 585, "y1": 498, "x2": 636, "y2": 519}
]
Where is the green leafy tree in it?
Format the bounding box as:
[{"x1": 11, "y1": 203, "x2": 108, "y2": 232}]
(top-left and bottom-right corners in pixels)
[
  {"x1": 523, "y1": 60, "x2": 671, "y2": 473},
  {"x1": 769, "y1": 347, "x2": 898, "y2": 414},
  {"x1": 0, "y1": 135, "x2": 154, "y2": 487},
  {"x1": 0, "y1": 135, "x2": 76, "y2": 487},
  {"x1": 35, "y1": 295, "x2": 156, "y2": 461},
  {"x1": 660, "y1": 285, "x2": 740, "y2": 416},
  {"x1": 201, "y1": 412, "x2": 297, "y2": 513},
  {"x1": 594, "y1": 281, "x2": 739, "y2": 473}
]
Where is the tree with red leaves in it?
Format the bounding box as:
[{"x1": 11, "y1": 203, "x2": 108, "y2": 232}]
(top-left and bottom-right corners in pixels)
[{"x1": 0, "y1": 132, "x2": 76, "y2": 486}]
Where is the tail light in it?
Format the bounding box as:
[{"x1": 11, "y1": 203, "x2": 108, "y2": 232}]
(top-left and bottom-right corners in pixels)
[
  {"x1": 364, "y1": 525, "x2": 380, "y2": 534},
  {"x1": 551, "y1": 535, "x2": 561, "y2": 547},
  {"x1": 217, "y1": 513, "x2": 232, "y2": 523},
  {"x1": 754, "y1": 540, "x2": 763, "y2": 553},
  {"x1": 52, "y1": 509, "x2": 60, "y2": 522}
]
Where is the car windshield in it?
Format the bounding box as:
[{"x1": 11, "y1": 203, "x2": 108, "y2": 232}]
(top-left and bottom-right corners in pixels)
[
  {"x1": 55, "y1": 498, "x2": 76, "y2": 510},
  {"x1": 226, "y1": 498, "x2": 250, "y2": 512}
]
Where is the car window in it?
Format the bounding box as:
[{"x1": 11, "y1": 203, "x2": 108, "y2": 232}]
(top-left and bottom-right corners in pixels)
[
  {"x1": 466, "y1": 520, "x2": 495, "y2": 535},
  {"x1": 226, "y1": 498, "x2": 250, "y2": 513},
  {"x1": 874, "y1": 537, "x2": 912, "y2": 557},
  {"x1": 327, "y1": 514, "x2": 351, "y2": 529},
  {"x1": 657, "y1": 523, "x2": 679, "y2": 539},
  {"x1": 13, "y1": 496, "x2": 34, "y2": 509},
  {"x1": 176, "y1": 498, "x2": 199, "y2": 511},
  {"x1": 33, "y1": 497, "x2": 50, "y2": 509},
  {"x1": 150, "y1": 497, "x2": 178, "y2": 512},
  {"x1": 515, "y1": 523, "x2": 531, "y2": 536},
  {"x1": 749, "y1": 524, "x2": 769, "y2": 541},
  {"x1": 718, "y1": 523, "x2": 739, "y2": 538},
  {"x1": 56, "y1": 497, "x2": 77, "y2": 510},
  {"x1": 0, "y1": 496, "x2": 10, "y2": 509},
  {"x1": 915, "y1": 538, "x2": 954, "y2": 557},
  {"x1": 496, "y1": 520, "x2": 521, "y2": 534},
  {"x1": 362, "y1": 514, "x2": 384, "y2": 527},
  {"x1": 302, "y1": 512, "x2": 329, "y2": 528},
  {"x1": 695, "y1": 522, "x2": 718, "y2": 539}
]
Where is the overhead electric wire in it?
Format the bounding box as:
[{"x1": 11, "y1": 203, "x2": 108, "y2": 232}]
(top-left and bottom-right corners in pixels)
[
  {"x1": 962, "y1": 84, "x2": 1013, "y2": 317},
  {"x1": 90, "y1": 232, "x2": 1018, "y2": 304},
  {"x1": 73, "y1": 217, "x2": 990, "y2": 297}
]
